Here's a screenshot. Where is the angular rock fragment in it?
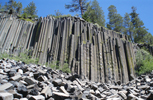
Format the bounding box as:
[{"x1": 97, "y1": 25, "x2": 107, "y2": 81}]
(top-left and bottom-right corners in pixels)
[
  {"x1": 60, "y1": 86, "x2": 69, "y2": 95},
  {"x1": 127, "y1": 94, "x2": 137, "y2": 100},
  {"x1": 24, "y1": 77, "x2": 38, "y2": 85},
  {"x1": 29, "y1": 95, "x2": 45, "y2": 100},
  {"x1": 0, "y1": 92, "x2": 13, "y2": 100},
  {"x1": 10, "y1": 74, "x2": 22, "y2": 81},
  {"x1": 38, "y1": 69, "x2": 46, "y2": 75},
  {"x1": 0, "y1": 83, "x2": 13, "y2": 91},
  {"x1": 29, "y1": 89, "x2": 39, "y2": 95},
  {"x1": 118, "y1": 91, "x2": 127, "y2": 99},
  {"x1": 73, "y1": 80, "x2": 84, "y2": 91},
  {"x1": 17, "y1": 85, "x2": 28, "y2": 97},
  {"x1": 110, "y1": 85, "x2": 122, "y2": 90},
  {"x1": 8, "y1": 90, "x2": 22, "y2": 99},
  {"x1": 41, "y1": 86, "x2": 52, "y2": 98},
  {"x1": 37, "y1": 75, "x2": 48, "y2": 82},
  {"x1": 52, "y1": 79, "x2": 62, "y2": 86},
  {"x1": 90, "y1": 84, "x2": 98, "y2": 90},
  {"x1": 138, "y1": 85, "x2": 150, "y2": 90},
  {"x1": 8, "y1": 70, "x2": 16, "y2": 77},
  {"x1": 53, "y1": 92, "x2": 70, "y2": 97}
]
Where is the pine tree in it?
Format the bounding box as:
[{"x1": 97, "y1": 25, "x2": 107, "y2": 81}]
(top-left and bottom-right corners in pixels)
[
  {"x1": 145, "y1": 33, "x2": 153, "y2": 45},
  {"x1": 3, "y1": 0, "x2": 22, "y2": 14},
  {"x1": 82, "y1": 0, "x2": 105, "y2": 26},
  {"x1": 114, "y1": 14, "x2": 123, "y2": 33},
  {"x1": 65, "y1": 0, "x2": 89, "y2": 17},
  {"x1": 107, "y1": 5, "x2": 123, "y2": 33},
  {"x1": 130, "y1": 6, "x2": 148, "y2": 43},
  {"x1": 130, "y1": 6, "x2": 138, "y2": 27},
  {"x1": 107, "y1": 5, "x2": 117, "y2": 30},
  {"x1": 23, "y1": 1, "x2": 38, "y2": 18},
  {"x1": 123, "y1": 13, "x2": 134, "y2": 41}
]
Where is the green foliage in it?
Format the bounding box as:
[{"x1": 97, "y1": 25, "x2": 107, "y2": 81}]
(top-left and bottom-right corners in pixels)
[
  {"x1": 94, "y1": 23, "x2": 101, "y2": 28},
  {"x1": 82, "y1": 0, "x2": 105, "y2": 26},
  {"x1": 136, "y1": 49, "x2": 153, "y2": 75},
  {"x1": 48, "y1": 62, "x2": 70, "y2": 73},
  {"x1": 19, "y1": 13, "x2": 33, "y2": 22},
  {"x1": 0, "y1": 51, "x2": 38, "y2": 64},
  {"x1": 123, "y1": 13, "x2": 134, "y2": 42},
  {"x1": 138, "y1": 60, "x2": 153, "y2": 75},
  {"x1": 130, "y1": 6, "x2": 148, "y2": 43},
  {"x1": 18, "y1": 52, "x2": 38, "y2": 64},
  {"x1": 60, "y1": 63, "x2": 71, "y2": 73},
  {"x1": 1, "y1": 0, "x2": 38, "y2": 18},
  {"x1": 65, "y1": 0, "x2": 89, "y2": 16},
  {"x1": 114, "y1": 14, "x2": 123, "y2": 32},
  {"x1": 3, "y1": 0, "x2": 22, "y2": 14},
  {"x1": 24, "y1": 18, "x2": 34, "y2": 23},
  {"x1": 144, "y1": 33, "x2": 153, "y2": 45},
  {"x1": 49, "y1": 14, "x2": 71, "y2": 19},
  {"x1": 19, "y1": 17, "x2": 34, "y2": 23},
  {"x1": 48, "y1": 61, "x2": 59, "y2": 70},
  {"x1": 107, "y1": 5, "x2": 123, "y2": 33},
  {"x1": 23, "y1": 1, "x2": 38, "y2": 19},
  {"x1": 0, "y1": 53, "x2": 10, "y2": 59},
  {"x1": 0, "y1": 52, "x2": 70, "y2": 73},
  {"x1": 21, "y1": 13, "x2": 27, "y2": 18}
]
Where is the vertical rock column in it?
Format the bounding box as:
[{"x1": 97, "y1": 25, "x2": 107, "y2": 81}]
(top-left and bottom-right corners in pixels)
[
  {"x1": 80, "y1": 43, "x2": 84, "y2": 79},
  {"x1": 116, "y1": 38, "x2": 129, "y2": 83},
  {"x1": 1, "y1": 19, "x2": 19, "y2": 53},
  {"x1": 86, "y1": 42, "x2": 90, "y2": 79},
  {"x1": 89, "y1": 43, "x2": 95, "y2": 81},
  {"x1": 97, "y1": 32, "x2": 104, "y2": 83},
  {"x1": 0, "y1": 18, "x2": 13, "y2": 52},
  {"x1": 92, "y1": 35, "x2": 98, "y2": 82},
  {"x1": 11, "y1": 20, "x2": 24, "y2": 52},
  {"x1": 68, "y1": 35, "x2": 75, "y2": 71}
]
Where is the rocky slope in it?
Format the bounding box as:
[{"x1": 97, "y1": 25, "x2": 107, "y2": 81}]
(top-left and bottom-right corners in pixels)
[{"x1": 0, "y1": 58, "x2": 153, "y2": 100}]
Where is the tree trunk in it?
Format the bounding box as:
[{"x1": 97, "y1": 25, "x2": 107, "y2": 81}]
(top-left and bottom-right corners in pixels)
[{"x1": 79, "y1": 0, "x2": 83, "y2": 17}]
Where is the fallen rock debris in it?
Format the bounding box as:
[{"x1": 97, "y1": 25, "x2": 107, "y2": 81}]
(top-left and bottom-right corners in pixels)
[{"x1": 0, "y1": 58, "x2": 153, "y2": 100}]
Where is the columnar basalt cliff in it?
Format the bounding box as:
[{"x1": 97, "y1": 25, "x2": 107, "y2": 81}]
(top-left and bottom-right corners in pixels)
[{"x1": 0, "y1": 12, "x2": 141, "y2": 83}]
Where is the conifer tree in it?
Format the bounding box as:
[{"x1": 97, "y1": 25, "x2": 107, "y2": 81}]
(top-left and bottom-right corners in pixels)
[
  {"x1": 65, "y1": 0, "x2": 89, "y2": 17},
  {"x1": 130, "y1": 6, "x2": 148, "y2": 43},
  {"x1": 107, "y1": 5, "x2": 123, "y2": 33},
  {"x1": 123, "y1": 13, "x2": 134, "y2": 41},
  {"x1": 145, "y1": 33, "x2": 153, "y2": 45},
  {"x1": 23, "y1": 1, "x2": 38, "y2": 18},
  {"x1": 82, "y1": 0, "x2": 105, "y2": 26},
  {"x1": 3, "y1": 0, "x2": 22, "y2": 14}
]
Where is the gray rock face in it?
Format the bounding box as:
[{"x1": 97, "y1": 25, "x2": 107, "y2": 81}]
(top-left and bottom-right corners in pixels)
[
  {"x1": 0, "y1": 12, "x2": 142, "y2": 83},
  {"x1": 0, "y1": 59, "x2": 152, "y2": 99}
]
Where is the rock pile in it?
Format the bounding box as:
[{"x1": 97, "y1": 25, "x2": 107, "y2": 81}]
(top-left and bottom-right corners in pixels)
[{"x1": 0, "y1": 59, "x2": 153, "y2": 100}]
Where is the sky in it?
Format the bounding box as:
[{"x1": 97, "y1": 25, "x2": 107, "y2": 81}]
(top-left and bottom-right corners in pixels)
[{"x1": 1, "y1": 0, "x2": 153, "y2": 35}]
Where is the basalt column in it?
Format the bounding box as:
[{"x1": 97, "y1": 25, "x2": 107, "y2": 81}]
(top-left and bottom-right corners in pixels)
[{"x1": 0, "y1": 13, "x2": 138, "y2": 83}]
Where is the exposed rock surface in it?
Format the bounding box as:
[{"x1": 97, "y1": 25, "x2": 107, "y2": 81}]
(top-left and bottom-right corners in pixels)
[
  {"x1": 0, "y1": 59, "x2": 153, "y2": 100},
  {"x1": 0, "y1": 11, "x2": 153, "y2": 84}
]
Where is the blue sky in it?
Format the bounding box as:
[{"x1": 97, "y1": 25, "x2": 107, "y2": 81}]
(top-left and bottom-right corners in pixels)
[{"x1": 1, "y1": 0, "x2": 153, "y2": 35}]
